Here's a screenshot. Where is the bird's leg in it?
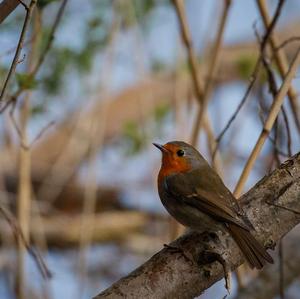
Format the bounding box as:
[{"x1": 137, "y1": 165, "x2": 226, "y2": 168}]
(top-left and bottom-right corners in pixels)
[
  {"x1": 198, "y1": 250, "x2": 231, "y2": 292},
  {"x1": 198, "y1": 231, "x2": 231, "y2": 293},
  {"x1": 163, "y1": 244, "x2": 194, "y2": 265}
]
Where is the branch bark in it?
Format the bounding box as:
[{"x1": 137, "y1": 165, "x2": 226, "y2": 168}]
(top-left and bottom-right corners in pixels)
[{"x1": 93, "y1": 152, "x2": 300, "y2": 299}]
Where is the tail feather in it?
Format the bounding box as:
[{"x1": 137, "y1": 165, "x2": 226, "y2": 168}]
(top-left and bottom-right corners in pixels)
[{"x1": 227, "y1": 224, "x2": 273, "y2": 269}]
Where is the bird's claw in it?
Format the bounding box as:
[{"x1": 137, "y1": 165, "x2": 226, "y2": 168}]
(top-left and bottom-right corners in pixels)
[
  {"x1": 198, "y1": 250, "x2": 231, "y2": 294},
  {"x1": 163, "y1": 244, "x2": 194, "y2": 265}
]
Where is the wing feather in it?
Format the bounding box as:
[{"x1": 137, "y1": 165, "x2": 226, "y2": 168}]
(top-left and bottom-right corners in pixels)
[{"x1": 165, "y1": 170, "x2": 251, "y2": 231}]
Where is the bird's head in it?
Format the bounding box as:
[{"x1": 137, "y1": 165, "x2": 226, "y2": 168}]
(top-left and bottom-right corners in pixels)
[{"x1": 153, "y1": 141, "x2": 206, "y2": 175}]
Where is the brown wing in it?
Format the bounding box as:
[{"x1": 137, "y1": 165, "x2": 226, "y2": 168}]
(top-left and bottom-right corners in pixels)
[{"x1": 165, "y1": 169, "x2": 252, "y2": 231}]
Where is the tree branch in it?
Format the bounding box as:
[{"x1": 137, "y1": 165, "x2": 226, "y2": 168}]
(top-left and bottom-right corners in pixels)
[
  {"x1": 0, "y1": 0, "x2": 36, "y2": 104},
  {"x1": 0, "y1": 0, "x2": 20, "y2": 24},
  {"x1": 93, "y1": 152, "x2": 300, "y2": 299},
  {"x1": 256, "y1": 0, "x2": 300, "y2": 135}
]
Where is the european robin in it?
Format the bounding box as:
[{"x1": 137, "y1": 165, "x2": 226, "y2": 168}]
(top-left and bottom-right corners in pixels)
[{"x1": 153, "y1": 141, "x2": 273, "y2": 269}]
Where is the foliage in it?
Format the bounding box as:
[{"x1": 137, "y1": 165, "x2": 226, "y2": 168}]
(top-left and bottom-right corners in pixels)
[
  {"x1": 122, "y1": 121, "x2": 145, "y2": 154},
  {"x1": 153, "y1": 103, "x2": 170, "y2": 122},
  {"x1": 121, "y1": 103, "x2": 170, "y2": 155},
  {"x1": 16, "y1": 73, "x2": 38, "y2": 90},
  {"x1": 31, "y1": 103, "x2": 46, "y2": 116},
  {"x1": 236, "y1": 54, "x2": 256, "y2": 80},
  {"x1": 151, "y1": 59, "x2": 166, "y2": 73},
  {"x1": 37, "y1": 0, "x2": 60, "y2": 9}
]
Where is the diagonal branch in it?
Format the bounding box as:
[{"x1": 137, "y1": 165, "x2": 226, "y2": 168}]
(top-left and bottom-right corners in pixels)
[
  {"x1": 256, "y1": 0, "x2": 300, "y2": 135},
  {"x1": 172, "y1": 0, "x2": 204, "y2": 101},
  {"x1": 93, "y1": 152, "x2": 300, "y2": 299},
  {"x1": 0, "y1": 0, "x2": 20, "y2": 24},
  {"x1": 171, "y1": 0, "x2": 222, "y2": 172},
  {"x1": 233, "y1": 46, "x2": 300, "y2": 197},
  {"x1": 190, "y1": 0, "x2": 231, "y2": 146},
  {"x1": 0, "y1": 0, "x2": 68, "y2": 112},
  {"x1": 0, "y1": 0, "x2": 37, "y2": 104},
  {"x1": 213, "y1": 0, "x2": 286, "y2": 159}
]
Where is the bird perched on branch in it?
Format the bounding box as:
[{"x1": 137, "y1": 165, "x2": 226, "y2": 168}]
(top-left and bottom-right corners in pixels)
[{"x1": 153, "y1": 141, "x2": 273, "y2": 269}]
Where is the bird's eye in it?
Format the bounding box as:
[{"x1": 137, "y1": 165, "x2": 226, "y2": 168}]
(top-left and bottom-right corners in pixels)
[{"x1": 176, "y1": 149, "x2": 185, "y2": 157}]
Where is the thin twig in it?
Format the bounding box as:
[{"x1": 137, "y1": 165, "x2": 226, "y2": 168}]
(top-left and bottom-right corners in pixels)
[
  {"x1": 234, "y1": 47, "x2": 300, "y2": 197},
  {"x1": 259, "y1": 0, "x2": 285, "y2": 51},
  {"x1": 31, "y1": 0, "x2": 68, "y2": 75},
  {"x1": 190, "y1": 0, "x2": 231, "y2": 145},
  {"x1": 0, "y1": 0, "x2": 37, "y2": 104},
  {"x1": 18, "y1": 0, "x2": 29, "y2": 10},
  {"x1": 213, "y1": 0, "x2": 286, "y2": 160},
  {"x1": 268, "y1": 135, "x2": 290, "y2": 158},
  {"x1": 256, "y1": 0, "x2": 300, "y2": 134},
  {"x1": 0, "y1": 0, "x2": 68, "y2": 112},
  {"x1": 15, "y1": 10, "x2": 41, "y2": 298},
  {"x1": 212, "y1": 59, "x2": 261, "y2": 160},
  {"x1": 0, "y1": 204, "x2": 51, "y2": 279},
  {"x1": 29, "y1": 121, "x2": 55, "y2": 148},
  {"x1": 9, "y1": 102, "x2": 28, "y2": 150},
  {"x1": 0, "y1": 37, "x2": 35, "y2": 59},
  {"x1": 255, "y1": 30, "x2": 293, "y2": 160},
  {"x1": 172, "y1": 0, "x2": 204, "y2": 102},
  {"x1": 172, "y1": 0, "x2": 223, "y2": 173},
  {"x1": 275, "y1": 37, "x2": 300, "y2": 52}
]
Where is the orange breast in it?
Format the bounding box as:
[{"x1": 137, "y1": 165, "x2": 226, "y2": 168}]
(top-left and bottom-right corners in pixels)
[{"x1": 158, "y1": 154, "x2": 191, "y2": 185}]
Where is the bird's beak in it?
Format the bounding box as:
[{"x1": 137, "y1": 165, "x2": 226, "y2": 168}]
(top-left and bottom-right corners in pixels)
[{"x1": 153, "y1": 143, "x2": 168, "y2": 153}]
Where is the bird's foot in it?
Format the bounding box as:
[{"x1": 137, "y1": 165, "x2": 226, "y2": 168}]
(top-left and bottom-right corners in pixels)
[
  {"x1": 163, "y1": 244, "x2": 194, "y2": 265},
  {"x1": 201, "y1": 231, "x2": 219, "y2": 243},
  {"x1": 198, "y1": 250, "x2": 231, "y2": 294}
]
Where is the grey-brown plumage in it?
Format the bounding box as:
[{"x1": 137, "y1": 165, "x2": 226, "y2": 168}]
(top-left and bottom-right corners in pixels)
[{"x1": 155, "y1": 141, "x2": 273, "y2": 269}]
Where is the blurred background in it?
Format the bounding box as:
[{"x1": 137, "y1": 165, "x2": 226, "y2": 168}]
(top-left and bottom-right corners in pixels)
[{"x1": 1, "y1": 0, "x2": 300, "y2": 298}]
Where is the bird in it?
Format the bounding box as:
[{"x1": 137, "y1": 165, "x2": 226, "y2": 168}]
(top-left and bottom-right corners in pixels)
[{"x1": 153, "y1": 140, "x2": 273, "y2": 269}]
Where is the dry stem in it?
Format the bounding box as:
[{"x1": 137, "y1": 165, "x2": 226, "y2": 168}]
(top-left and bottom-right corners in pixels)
[
  {"x1": 256, "y1": 0, "x2": 300, "y2": 134},
  {"x1": 234, "y1": 47, "x2": 300, "y2": 197}
]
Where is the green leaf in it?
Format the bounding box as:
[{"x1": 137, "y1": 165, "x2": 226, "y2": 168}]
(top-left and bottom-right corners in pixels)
[
  {"x1": 16, "y1": 73, "x2": 38, "y2": 90},
  {"x1": 153, "y1": 103, "x2": 169, "y2": 122},
  {"x1": 122, "y1": 121, "x2": 144, "y2": 154},
  {"x1": 151, "y1": 60, "x2": 166, "y2": 73},
  {"x1": 37, "y1": 0, "x2": 60, "y2": 9},
  {"x1": 31, "y1": 104, "x2": 45, "y2": 115},
  {"x1": 236, "y1": 55, "x2": 256, "y2": 80}
]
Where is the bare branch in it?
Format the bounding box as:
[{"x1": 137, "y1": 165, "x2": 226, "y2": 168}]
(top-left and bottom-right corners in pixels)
[
  {"x1": 31, "y1": 0, "x2": 68, "y2": 76},
  {"x1": 0, "y1": 204, "x2": 51, "y2": 279},
  {"x1": 234, "y1": 47, "x2": 300, "y2": 197},
  {"x1": 256, "y1": 0, "x2": 300, "y2": 135},
  {"x1": 190, "y1": 0, "x2": 232, "y2": 145},
  {"x1": 0, "y1": 0, "x2": 68, "y2": 112},
  {"x1": 213, "y1": 0, "x2": 286, "y2": 160},
  {"x1": 171, "y1": 0, "x2": 223, "y2": 172},
  {"x1": 172, "y1": 0, "x2": 204, "y2": 102},
  {"x1": 0, "y1": 0, "x2": 37, "y2": 104},
  {"x1": 0, "y1": 0, "x2": 20, "y2": 24}
]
